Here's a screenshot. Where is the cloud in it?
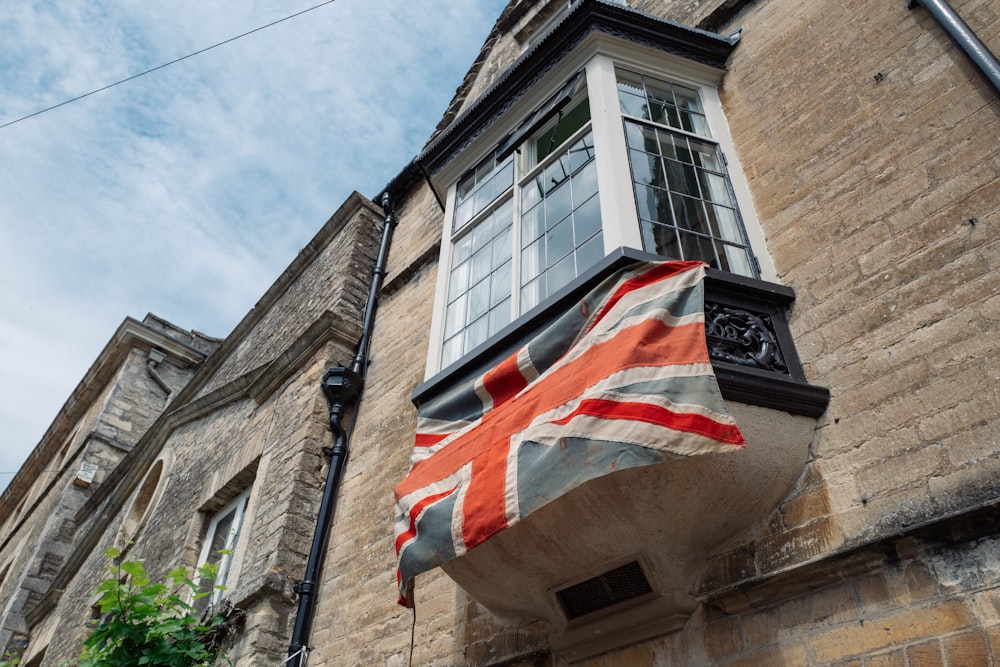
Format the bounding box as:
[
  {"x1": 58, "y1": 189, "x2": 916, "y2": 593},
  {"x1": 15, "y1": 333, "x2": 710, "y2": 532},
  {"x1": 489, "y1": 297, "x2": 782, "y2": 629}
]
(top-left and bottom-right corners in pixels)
[{"x1": 0, "y1": 0, "x2": 507, "y2": 491}]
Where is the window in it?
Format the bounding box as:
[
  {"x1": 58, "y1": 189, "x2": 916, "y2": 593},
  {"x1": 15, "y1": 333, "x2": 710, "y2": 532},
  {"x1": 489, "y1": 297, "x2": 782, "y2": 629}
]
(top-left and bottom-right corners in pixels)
[
  {"x1": 425, "y1": 7, "x2": 766, "y2": 374},
  {"x1": 442, "y1": 94, "x2": 599, "y2": 369},
  {"x1": 617, "y1": 69, "x2": 755, "y2": 276},
  {"x1": 195, "y1": 488, "x2": 251, "y2": 610}
]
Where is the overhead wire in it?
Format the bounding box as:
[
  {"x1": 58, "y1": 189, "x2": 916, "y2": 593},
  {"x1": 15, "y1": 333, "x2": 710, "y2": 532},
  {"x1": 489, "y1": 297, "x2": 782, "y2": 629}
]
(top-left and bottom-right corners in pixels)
[{"x1": 0, "y1": 0, "x2": 339, "y2": 131}]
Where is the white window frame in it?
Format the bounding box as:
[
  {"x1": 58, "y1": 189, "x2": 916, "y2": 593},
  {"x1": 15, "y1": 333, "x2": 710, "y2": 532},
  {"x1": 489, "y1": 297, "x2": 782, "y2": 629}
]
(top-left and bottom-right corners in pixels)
[
  {"x1": 426, "y1": 33, "x2": 775, "y2": 377},
  {"x1": 194, "y1": 487, "x2": 251, "y2": 608}
]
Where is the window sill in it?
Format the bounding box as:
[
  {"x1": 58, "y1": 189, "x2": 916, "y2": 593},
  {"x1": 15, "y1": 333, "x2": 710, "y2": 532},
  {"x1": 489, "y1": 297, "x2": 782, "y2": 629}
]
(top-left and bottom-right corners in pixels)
[{"x1": 413, "y1": 247, "x2": 829, "y2": 418}]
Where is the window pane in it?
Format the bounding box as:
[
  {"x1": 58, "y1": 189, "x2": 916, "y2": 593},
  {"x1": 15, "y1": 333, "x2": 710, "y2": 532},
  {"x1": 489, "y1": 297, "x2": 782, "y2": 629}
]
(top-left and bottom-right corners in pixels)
[
  {"x1": 456, "y1": 174, "x2": 475, "y2": 202},
  {"x1": 689, "y1": 138, "x2": 722, "y2": 171},
  {"x1": 452, "y1": 153, "x2": 514, "y2": 232},
  {"x1": 496, "y1": 159, "x2": 514, "y2": 194},
  {"x1": 491, "y1": 260, "x2": 511, "y2": 304},
  {"x1": 444, "y1": 293, "x2": 467, "y2": 338},
  {"x1": 568, "y1": 132, "x2": 595, "y2": 173},
  {"x1": 454, "y1": 199, "x2": 474, "y2": 230},
  {"x1": 521, "y1": 277, "x2": 544, "y2": 313},
  {"x1": 448, "y1": 260, "x2": 470, "y2": 302},
  {"x1": 208, "y1": 509, "x2": 237, "y2": 562},
  {"x1": 700, "y1": 171, "x2": 731, "y2": 206},
  {"x1": 453, "y1": 233, "x2": 474, "y2": 264},
  {"x1": 470, "y1": 246, "x2": 492, "y2": 284},
  {"x1": 677, "y1": 230, "x2": 720, "y2": 269},
  {"x1": 544, "y1": 157, "x2": 571, "y2": 195},
  {"x1": 573, "y1": 194, "x2": 601, "y2": 242},
  {"x1": 535, "y1": 99, "x2": 592, "y2": 163},
  {"x1": 489, "y1": 299, "x2": 511, "y2": 335},
  {"x1": 629, "y1": 149, "x2": 661, "y2": 189},
  {"x1": 522, "y1": 237, "x2": 544, "y2": 283},
  {"x1": 719, "y1": 242, "x2": 754, "y2": 276},
  {"x1": 441, "y1": 334, "x2": 463, "y2": 369},
  {"x1": 571, "y1": 159, "x2": 598, "y2": 200},
  {"x1": 619, "y1": 91, "x2": 647, "y2": 119},
  {"x1": 466, "y1": 315, "x2": 490, "y2": 351},
  {"x1": 711, "y1": 204, "x2": 743, "y2": 244},
  {"x1": 641, "y1": 221, "x2": 681, "y2": 258},
  {"x1": 468, "y1": 278, "x2": 490, "y2": 321},
  {"x1": 473, "y1": 184, "x2": 493, "y2": 216},
  {"x1": 544, "y1": 180, "x2": 572, "y2": 227},
  {"x1": 665, "y1": 160, "x2": 699, "y2": 198},
  {"x1": 671, "y1": 193, "x2": 710, "y2": 234},
  {"x1": 626, "y1": 122, "x2": 657, "y2": 152},
  {"x1": 634, "y1": 183, "x2": 670, "y2": 225},
  {"x1": 523, "y1": 177, "x2": 542, "y2": 210},
  {"x1": 546, "y1": 216, "x2": 575, "y2": 267},
  {"x1": 472, "y1": 214, "x2": 494, "y2": 249},
  {"x1": 576, "y1": 231, "x2": 604, "y2": 271},
  {"x1": 492, "y1": 226, "x2": 512, "y2": 267},
  {"x1": 548, "y1": 253, "x2": 576, "y2": 290},
  {"x1": 521, "y1": 202, "x2": 544, "y2": 245}
]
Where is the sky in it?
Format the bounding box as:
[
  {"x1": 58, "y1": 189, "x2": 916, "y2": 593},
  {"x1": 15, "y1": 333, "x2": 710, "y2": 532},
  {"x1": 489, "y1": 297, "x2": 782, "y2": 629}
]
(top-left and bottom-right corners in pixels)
[{"x1": 0, "y1": 0, "x2": 508, "y2": 494}]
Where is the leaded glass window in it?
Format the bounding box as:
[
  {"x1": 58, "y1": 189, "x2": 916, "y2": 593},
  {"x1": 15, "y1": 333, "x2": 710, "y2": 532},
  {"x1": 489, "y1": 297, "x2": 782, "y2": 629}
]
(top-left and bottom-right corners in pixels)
[
  {"x1": 618, "y1": 69, "x2": 756, "y2": 277},
  {"x1": 442, "y1": 198, "x2": 514, "y2": 368},
  {"x1": 520, "y1": 130, "x2": 602, "y2": 312}
]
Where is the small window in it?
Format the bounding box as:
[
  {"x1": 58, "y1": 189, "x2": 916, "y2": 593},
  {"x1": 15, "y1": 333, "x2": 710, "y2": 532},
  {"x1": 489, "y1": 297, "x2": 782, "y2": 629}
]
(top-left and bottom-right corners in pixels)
[{"x1": 195, "y1": 488, "x2": 251, "y2": 610}]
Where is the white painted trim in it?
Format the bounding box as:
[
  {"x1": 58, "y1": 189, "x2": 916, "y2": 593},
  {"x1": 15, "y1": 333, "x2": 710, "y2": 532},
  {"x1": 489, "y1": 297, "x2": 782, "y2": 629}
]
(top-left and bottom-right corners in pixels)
[
  {"x1": 195, "y1": 487, "x2": 251, "y2": 607},
  {"x1": 425, "y1": 34, "x2": 778, "y2": 377}
]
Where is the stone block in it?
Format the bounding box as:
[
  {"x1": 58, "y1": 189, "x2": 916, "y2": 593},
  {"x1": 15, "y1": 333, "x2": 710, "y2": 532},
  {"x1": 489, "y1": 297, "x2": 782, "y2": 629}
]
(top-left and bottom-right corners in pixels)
[
  {"x1": 943, "y1": 629, "x2": 990, "y2": 667},
  {"x1": 741, "y1": 581, "x2": 856, "y2": 651},
  {"x1": 807, "y1": 599, "x2": 975, "y2": 663},
  {"x1": 906, "y1": 640, "x2": 944, "y2": 667}
]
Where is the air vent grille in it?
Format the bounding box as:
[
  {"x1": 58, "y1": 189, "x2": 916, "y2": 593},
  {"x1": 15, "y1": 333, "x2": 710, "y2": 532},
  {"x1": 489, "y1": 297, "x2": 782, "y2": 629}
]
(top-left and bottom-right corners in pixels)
[{"x1": 556, "y1": 561, "x2": 652, "y2": 619}]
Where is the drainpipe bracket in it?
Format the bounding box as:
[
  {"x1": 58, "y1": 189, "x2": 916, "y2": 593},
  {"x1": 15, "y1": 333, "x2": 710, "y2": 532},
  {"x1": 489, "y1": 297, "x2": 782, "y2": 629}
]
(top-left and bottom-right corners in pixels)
[
  {"x1": 321, "y1": 367, "x2": 363, "y2": 407},
  {"x1": 294, "y1": 581, "x2": 316, "y2": 597}
]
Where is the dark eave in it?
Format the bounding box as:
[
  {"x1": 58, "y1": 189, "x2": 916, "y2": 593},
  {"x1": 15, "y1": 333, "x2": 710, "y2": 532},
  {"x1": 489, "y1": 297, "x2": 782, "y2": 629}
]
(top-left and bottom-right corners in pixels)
[{"x1": 417, "y1": 0, "x2": 739, "y2": 176}]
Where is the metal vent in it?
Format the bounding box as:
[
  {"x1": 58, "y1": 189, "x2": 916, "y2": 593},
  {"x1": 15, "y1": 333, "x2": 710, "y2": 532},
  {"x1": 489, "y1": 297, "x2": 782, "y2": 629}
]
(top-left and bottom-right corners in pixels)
[{"x1": 556, "y1": 561, "x2": 653, "y2": 619}]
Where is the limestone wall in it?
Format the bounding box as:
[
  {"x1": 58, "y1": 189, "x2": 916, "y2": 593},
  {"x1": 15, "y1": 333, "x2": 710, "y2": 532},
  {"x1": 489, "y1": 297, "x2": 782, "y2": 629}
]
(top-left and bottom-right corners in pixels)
[{"x1": 308, "y1": 0, "x2": 1000, "y2": 664}]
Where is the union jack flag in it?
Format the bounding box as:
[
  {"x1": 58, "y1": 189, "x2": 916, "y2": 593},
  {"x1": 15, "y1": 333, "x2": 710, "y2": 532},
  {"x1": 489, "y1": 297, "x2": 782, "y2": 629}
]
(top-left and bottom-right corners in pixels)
[{"x1": 393, "y1": 260, "x2": 744, "y2": 606}]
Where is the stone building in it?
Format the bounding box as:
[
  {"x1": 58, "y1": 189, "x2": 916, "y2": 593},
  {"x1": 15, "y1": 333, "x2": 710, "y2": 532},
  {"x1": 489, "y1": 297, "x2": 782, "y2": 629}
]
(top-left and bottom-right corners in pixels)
[
  {"x1": 0, "y1": 315, "x2": 218, "y2": 660},
  {"x1": 2, "y1": 0, "x2": 998, "y2": 665}
]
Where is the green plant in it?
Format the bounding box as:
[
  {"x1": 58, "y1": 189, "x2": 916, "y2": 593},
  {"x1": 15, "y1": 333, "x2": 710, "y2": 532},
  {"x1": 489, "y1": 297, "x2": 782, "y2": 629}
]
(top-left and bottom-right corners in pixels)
[{"x1": 76, "y1": 547, "x2": 235, "y2": 667}]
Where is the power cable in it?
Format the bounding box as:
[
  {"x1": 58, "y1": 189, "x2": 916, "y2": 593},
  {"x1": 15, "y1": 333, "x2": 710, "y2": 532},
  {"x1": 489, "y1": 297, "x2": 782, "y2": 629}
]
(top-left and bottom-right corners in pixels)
[{"x1": 0, "y1": 0, "x2": 338, "y2": 131}]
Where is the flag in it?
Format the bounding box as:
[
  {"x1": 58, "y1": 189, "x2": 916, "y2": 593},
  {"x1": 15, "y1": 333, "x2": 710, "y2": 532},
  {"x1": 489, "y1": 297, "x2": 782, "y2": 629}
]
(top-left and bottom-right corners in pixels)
[{"x1": 393, "y1": 260, "x2": 744, "y2": 606}]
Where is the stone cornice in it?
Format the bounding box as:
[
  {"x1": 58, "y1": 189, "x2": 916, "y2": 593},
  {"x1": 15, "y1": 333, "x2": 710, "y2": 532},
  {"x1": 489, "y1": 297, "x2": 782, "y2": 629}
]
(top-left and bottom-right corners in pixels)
[
  {"x1": 39, "y1": 193, "x2": 380, "y2": 606},
  {"x1": 0, "y1": 318, "x2": 208, "y2": 521}
]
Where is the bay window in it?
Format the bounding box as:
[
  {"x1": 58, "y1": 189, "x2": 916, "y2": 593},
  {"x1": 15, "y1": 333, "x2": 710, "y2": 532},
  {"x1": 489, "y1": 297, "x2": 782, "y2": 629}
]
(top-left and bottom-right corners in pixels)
[{"x1": 422, "y1": 2, "x2": 769, "y2": 374}]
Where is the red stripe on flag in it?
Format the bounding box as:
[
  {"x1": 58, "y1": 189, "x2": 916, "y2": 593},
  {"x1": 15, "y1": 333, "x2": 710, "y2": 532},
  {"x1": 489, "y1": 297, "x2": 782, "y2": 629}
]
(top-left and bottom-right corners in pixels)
[
  {"x1": 462, "y1": 445, "x2": 511, "y2": 549},
  {"x1": 394, "y1": 487, "x2": 456, "y2": 554},
  {"x1": 587, "y1": 261, "x2": 704, "y2": 336},
  {"x1": 415, "y1": 432, "x2": 451, "y2": 448},
  {"x1": 550, "y1": 397, "x2": 745, "y2": 446},
  {"x1": 482, "y1": 352, "x2": 528, "y2": 408}
]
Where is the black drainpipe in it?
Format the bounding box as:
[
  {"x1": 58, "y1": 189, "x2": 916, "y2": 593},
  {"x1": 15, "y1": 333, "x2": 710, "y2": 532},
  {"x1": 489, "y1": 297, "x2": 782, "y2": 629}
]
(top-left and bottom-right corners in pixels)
[
  {"x1": 909, "y1": 0, "x2": 1000, "y2": 95},
  {"x1": 287, "y1": 192, "x2": 398, "y2": 665}
]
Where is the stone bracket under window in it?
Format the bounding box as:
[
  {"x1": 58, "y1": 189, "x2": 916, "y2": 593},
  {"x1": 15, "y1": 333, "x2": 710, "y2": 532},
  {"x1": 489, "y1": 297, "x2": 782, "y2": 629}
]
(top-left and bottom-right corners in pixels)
[{"x1": 413, "y1": 247, "x2": 829, "y2": 419}]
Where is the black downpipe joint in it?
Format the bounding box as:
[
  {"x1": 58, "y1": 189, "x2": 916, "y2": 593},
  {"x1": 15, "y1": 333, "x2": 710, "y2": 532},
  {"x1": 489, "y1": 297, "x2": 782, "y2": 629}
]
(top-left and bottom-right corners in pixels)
[
  {"x1": 910, "y1": 0, "x2": 1000, "y2": 96},
  {"x1": 287, "y1": 193, "x2": 399, "y2": 665}
]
